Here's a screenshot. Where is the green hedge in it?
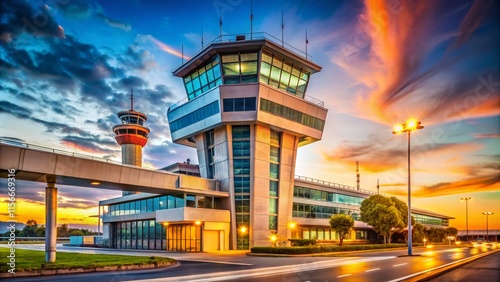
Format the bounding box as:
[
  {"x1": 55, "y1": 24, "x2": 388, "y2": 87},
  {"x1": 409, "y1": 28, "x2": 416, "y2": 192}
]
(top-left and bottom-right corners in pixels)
[
  {"x1": 251, "y1": 243, "x2": 409, "y2": 254},
  {"x1": 288, "y1": 239, "x2": 317, "y2": 246}
]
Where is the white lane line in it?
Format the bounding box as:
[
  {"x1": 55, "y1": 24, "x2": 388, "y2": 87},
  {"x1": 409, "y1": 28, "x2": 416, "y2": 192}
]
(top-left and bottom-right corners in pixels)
[
  {"x1": 393, "y1": 263, "x2": 407, "y2": 267},
  {"x1": 337, "y1": 274, "x2": 352, "y2": 278},
  {"x1": 422, "y1": 258, "x2": 433, "y2": 262},
  {"x1": 447, "y1": 254, "x2": 455, "y2": 257},
  {"x1": 365, "y1": 268, "x2": 380, "y2": 272}
]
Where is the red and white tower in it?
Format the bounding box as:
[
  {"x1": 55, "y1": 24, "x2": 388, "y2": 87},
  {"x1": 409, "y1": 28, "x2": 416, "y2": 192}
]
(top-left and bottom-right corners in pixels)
[{"x1": 113, "y1": 90, "x2": 150, "y2": 195}]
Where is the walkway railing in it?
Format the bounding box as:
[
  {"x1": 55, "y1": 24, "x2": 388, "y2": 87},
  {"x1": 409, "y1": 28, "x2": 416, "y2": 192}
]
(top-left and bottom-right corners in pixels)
[
  {"x1": 294, "y1": 175, "x2": 379, "y2": 195},
  {"x1": 0, "y1": 138, "x2": 221, "y2": 191},
  {"x1": 0, "y1": 137, "x2": 123, "y2": 165}
]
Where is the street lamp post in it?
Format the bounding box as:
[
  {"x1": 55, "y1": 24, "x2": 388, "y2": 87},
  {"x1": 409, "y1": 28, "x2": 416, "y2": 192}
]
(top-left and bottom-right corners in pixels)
[
  {"x1": 482, "y1": 212, "x2": 494, "y2": 242},
  {"x1": 392, "y1": 118, "x2": 423, "y2": 256},
  {"x1": 460, "y1": 197, "x2": 471, "y2": 242}
]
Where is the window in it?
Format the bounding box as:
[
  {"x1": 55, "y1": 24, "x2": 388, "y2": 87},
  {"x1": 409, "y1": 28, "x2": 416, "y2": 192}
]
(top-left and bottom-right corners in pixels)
[
  {"x1": 234, "y1": 177, "x2": 250, "y2": 193},
  {"x1": 205, "y1": 130, "x2": 215, "y2": 179},
  {"x1": 260, "y1": 51, "x2": 310, "y2": 98},
  {"x1": 269, "y1": 180, "x2": 278, "y2": 197},
  {"x1": 184, "y1": 55, "x2": 221, "y2": 100},
  {"x1": 260, "y1": 99, "x2": 325, "y2": 131},
  {"x1": 270, "y1": 163, "x2": 279, "y2": 179},
  {"x1": 269, "y1": 198, "x2": 278, "y2": 214},
  {"x1": 170, "y1": 101, "x2": 220, "y2": 132},
  {"x1": 222, "y1": 52, "x2": 258, "y2": 84},
  {"x1": 270, "y1": 146, "x2": 280, "y2": 163},
  {"x1": 186, "y1": 194, "x2": 196, "y2": 207},
  {"x1": 232, "y1": 125, "x2": 250, "y2": 139},
  {"x1": 269, "y1": 215, "x2": 277, "y2": 230},
  {"x1": 223, "y1": 97, "x2": 256, "y2": 112}
]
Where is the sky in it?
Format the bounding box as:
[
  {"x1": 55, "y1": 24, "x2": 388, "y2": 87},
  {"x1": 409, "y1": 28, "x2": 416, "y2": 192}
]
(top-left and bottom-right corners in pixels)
[{"x1": 0, "y1": 0, "x2": 498, "y2": 231}]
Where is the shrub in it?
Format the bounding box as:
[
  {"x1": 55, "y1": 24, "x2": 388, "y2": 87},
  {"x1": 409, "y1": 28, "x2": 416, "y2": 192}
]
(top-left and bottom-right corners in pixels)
[
  {"x1": 288, "y1": 239, "x2": 317, "y2": 246},
  {"x1": 251, "y1": 243, "x2": 408, "y2": 254}
]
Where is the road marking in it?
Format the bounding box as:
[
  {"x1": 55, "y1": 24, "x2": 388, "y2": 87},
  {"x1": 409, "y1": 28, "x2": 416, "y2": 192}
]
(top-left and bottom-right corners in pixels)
[
  {"x1": 447, "y1": 254, "x2": 456, "y2": 257},
  {"x1": 365, "y1": 268, "x2": 380, "y2": 272},
  {"x1": 393, "y1": 263, "x2": 407, "y2": 267},
  {"x1": 179, "y1": 260, "x2": 252, "y2": 266},
  {"x1": 422, "y1": 258, "x2": 433, "y2": 262},
  {"x1": 337, "y1": 274, "x2": 352, "y2": 278}
]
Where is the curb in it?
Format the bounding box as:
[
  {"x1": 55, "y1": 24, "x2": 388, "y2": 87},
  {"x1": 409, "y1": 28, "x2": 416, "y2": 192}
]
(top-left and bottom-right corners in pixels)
[{"x1": 0, "y1": 261, "x2": 180, "y2": 278}]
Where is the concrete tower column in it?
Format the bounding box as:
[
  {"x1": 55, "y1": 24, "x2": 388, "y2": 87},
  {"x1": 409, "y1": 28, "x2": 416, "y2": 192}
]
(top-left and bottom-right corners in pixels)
[{"x1": 45, "y1": 181, "x2": 57, "y2": 262}]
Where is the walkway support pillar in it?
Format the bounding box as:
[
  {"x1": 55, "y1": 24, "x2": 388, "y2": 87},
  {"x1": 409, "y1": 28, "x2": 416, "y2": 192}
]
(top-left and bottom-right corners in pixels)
[{"x1": 45, "y1": 181, "x2": 57, "y2": 262}]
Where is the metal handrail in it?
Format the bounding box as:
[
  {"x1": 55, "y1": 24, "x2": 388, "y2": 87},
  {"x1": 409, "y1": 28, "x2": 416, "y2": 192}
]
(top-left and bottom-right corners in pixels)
[{"x1": 294, "y1": 175, "x2": 379, "y2": 195}]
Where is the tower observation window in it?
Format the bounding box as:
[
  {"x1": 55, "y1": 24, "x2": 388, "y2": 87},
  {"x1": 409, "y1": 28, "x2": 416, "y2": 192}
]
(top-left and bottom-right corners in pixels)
[
  {"x1": 183, "y1": 55, "x2": 222, "y2": 100},
  {"x1": 221, "y1": 52, "x2": 258, "y2": 85},
  {"x1": 259, "y1": 51, "x2": 310, "y2": 99}
]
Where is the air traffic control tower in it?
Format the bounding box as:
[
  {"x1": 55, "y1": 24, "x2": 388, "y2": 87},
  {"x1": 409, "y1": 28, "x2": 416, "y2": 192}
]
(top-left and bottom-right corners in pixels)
[
  {"x1": 113, "y1": 92, "x2": 150, "y2": 196},
  {"x1": 167, "y1": 34, "x2": 327, "y2": 249}
]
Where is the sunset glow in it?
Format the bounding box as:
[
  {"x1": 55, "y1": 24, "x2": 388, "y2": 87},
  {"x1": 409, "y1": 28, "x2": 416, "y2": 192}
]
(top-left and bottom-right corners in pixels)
[{"x1": 0, "y1": 0, "x2": 498, "y2": 232}]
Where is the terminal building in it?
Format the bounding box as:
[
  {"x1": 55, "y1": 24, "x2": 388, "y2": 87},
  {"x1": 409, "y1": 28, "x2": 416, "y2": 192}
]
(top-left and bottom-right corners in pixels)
[{"x1": 100, "y1": 33, "x2": 453, "y2": 251}]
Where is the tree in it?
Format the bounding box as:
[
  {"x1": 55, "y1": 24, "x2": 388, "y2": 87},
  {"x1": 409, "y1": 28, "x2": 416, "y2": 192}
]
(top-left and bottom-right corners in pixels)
[
  {"x1": 35, "y1": 225, "x2": 45, "y2": 237},
  {"x1": 329, "y1": 214, "x2": 354, "y2": 246},
  {"x1": 69, "y1": 229, "x2": 84, "y2": 236},
  {"x1": 360, "y1": 195, "x2": 405, "y2": 244},
  {"x1": 427, "y1": 227, "x2": 445, "y2": 242},
  {"x1": 445, "y1": 227, "x2": 458, "y2": 239},
  {"x1": 57, "y1": 224, "x2": 70, "y2": 237},
  {"x1": 20, "y1": 219, "x2": 38, "y2": 237},
  {"x1": 412, "y1": 223, "x2": 427, "y2": 243}
]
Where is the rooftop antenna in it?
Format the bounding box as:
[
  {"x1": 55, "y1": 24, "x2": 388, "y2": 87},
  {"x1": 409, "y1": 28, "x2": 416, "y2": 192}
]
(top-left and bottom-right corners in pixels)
[
  {"x1": 281, "y1": 9, "x2": 284, "y2": 47},
  {"x1": 305, "y1": 28, "x2": 309, "y2": 59},
  {"x1": 377, "y1": 178, "x2": 380, "y2": 195},
  {"x1": 130, "y1": 89, "x2": 134, "y2": 111},
  {"x1": 250, "y1": 0, "x2": 253, "y2": 39},
  {"x1": 219, "y1": 7, "x2": 222, "y2": 41},
  {"x1": 356, "y1": 161, "x2": 360, "y2": 191},
  {"x1": 201, "y1": 21, "x2": 204, "y2": 48}
]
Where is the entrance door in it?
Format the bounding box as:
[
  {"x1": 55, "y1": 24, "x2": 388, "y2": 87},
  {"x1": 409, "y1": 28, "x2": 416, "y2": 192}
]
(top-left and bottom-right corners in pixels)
[{"x1": 203, "y1": 230, "x2": 220, "y2": 251}]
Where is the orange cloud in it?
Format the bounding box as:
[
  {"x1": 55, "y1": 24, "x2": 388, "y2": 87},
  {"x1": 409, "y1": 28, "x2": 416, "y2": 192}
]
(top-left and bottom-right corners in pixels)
[
  {"x1": 149, "y1": 36, "x2": 190, "y2": 60},
  {"x1": 331, "y1": 0, "x2": 500, "y2": 125},
  {"x1": 385, "y1": 173, "x2": 500, "y2": 197}
]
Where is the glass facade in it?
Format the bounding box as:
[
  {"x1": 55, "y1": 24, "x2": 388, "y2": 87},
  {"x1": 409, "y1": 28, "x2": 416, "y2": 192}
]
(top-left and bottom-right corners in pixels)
[
  {"x1": 293, "y1": 186, "x2": 364, "y2": 206},
  {"x1": 223, "y1": 97, "x2": 256, "y2": 112},
  {"x1": 260, "y1": 98, "x2": 325, "y2": 130},
  {"x1": 205, "y1": 129, "x2": 215, "y2": 179},
  {"x1": 222, "y1": 52, "x2": 259, "y2": 84},
  {"x1": 269, "y1": 130, "x2": 280, "y2": 231},
  {"x1": 183, "y1": 55, "x2": 222, "y2": 100},
  {"x1": 260, "y1": 51, "x2": 310, "y2": 98},
  {"x1": 292, "y1": 202, "x2": 360, "y2": 220},
  {"x1": 105, "y1": 194, "x2": 222, "y2": 217},
  {"x1": 112, "y1": 220, "x2": 166, "y2": 250},
  {"x1": 413, "y1": 213, "x2": 449, "y2": 226},
  {"x1": 170, "y1": 101, "x2": 219, "y2": 132},
  {"x1": 296, "y1": 226, "x2": 351, "y2": 240},
  {"x1": 232, "y1": 125, "x2": 251, "y2": 249},
  {"x1": 166, "y1": 224, "x2": 202, "y2": 252}
]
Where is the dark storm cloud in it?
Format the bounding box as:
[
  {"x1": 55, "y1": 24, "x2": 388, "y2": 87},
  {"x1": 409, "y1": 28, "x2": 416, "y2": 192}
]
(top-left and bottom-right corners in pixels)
[
  {"x1": 85, "y1": 115, "x2": 120, "y2": 132},
  {"x1": 0, "y1": 100, "x2": 32, "y2": 119},
  {"x1": 115, "y1": 76, "x2": 148, "y2": 90},
  {"x1": 0, "y1": 0, "x2": 65, "y2": 42},
  {"x1": 0, "y1": 85, "x2": 18, "y2": 95},
  {"x1": 56, "y1": 0, "x2": 92, "y2": 19},
  {"x1": 17, "y1": 92, "x2": 37, "y2": 103},
  {"x1": 61, "y1": 135, "x2": 118, "y2": 154}
]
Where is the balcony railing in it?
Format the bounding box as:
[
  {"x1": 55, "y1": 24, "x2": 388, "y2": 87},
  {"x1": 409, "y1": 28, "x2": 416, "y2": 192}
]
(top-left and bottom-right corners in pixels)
[{"x1": 294, "y1": 175, "x2": 380, "y2": 196}]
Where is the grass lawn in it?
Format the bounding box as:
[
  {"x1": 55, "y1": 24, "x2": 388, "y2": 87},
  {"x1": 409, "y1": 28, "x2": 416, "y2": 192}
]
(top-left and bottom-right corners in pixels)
[{"x1": 0, "y1": 248, "x2": 176, "y2": 272}]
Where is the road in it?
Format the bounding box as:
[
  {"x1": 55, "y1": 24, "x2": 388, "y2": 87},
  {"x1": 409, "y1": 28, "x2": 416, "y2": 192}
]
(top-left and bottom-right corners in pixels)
[
  {"x1": 424, "y1": 250, "x2": 500, "y2": 282},
  {"x1": 3, "y1": 243, "x2": 499, "y2": 281}
]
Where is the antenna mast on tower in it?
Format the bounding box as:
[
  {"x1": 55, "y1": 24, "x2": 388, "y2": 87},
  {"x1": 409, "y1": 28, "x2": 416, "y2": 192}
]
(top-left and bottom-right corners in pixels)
[
  {"x1": 250, "y1": 0, "x2": 253, "y2": 39},
  {"x1": 377, "y1": 178, "x2": 380, "y2": 195},
  {"x1": 356, "y1": 161, "x2": 360, "y2": 191},
  {"x1": 130, "y1": 89, "x2": 134, "y2": 111}
]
